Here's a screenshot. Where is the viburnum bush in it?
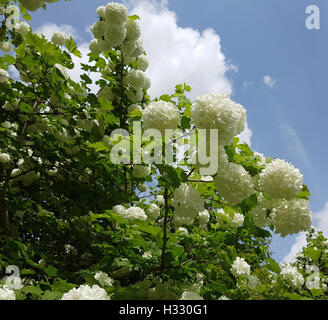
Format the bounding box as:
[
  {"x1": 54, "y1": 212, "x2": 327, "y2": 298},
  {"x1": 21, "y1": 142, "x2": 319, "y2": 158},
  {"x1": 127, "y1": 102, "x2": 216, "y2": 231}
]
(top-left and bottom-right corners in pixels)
[{"x1": 0, "y1": 0, "x2": 326, "y2": 300}]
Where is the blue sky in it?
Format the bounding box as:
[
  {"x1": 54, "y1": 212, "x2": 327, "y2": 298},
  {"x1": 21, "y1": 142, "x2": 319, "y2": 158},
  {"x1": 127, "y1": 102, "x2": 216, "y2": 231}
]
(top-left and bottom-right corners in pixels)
[{"x1": 25, "y1": 0, "x2": 328, "y2": 262}]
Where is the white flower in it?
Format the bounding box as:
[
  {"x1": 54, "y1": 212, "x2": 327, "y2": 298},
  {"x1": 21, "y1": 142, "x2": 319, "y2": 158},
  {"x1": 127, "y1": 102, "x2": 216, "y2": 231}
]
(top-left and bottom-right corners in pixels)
[
  {"x1": 137, "y1": 183, "x2": 147, "y2": 193},
  {"x1": 127, "y1": 87, "x2": 144, "y2": 103},
  {"x1": 122, "y1": 38, "x2": 144, "y2": 58},
  {"x1": 245, "y1": 275, "x2": 261, "y2": 289},
  {"x1": 147, "y1": 203, "x2": 160, "y2": 220},
  {"x1": 14, "y1": 22, "x2": 30, "y2": 35},
  {"x1": 19, "y1": 0, "x2": 43, "y2": 11},
  {"x1": 124, "y1": 206, "x2": 147, "y2": 221},
  {"x1": 112, "y1": 205, "x2": 126, "y2": 216},
  {"x1": 125, "y1": 20, "x2": 141, "y2": 41},
  {"x1": 94, "y1": 271, "x2": 114, "y2": 287},
  {"x1": 230, "y1": 257, "x2": 251, "y2": 277},
  {"x1": 231, "y1": 213, "x2": 244, "y2": 228},
  {"x1": 142, "y1": 251, "x2": 152, "y2": 259},
  {"x1": 96, "y1": 6, "x2": 106, "y2": 19},
  {"x1": 191, "y1": 94, "x2": 246, "y2": 145},
  {"x1": 177, "y1": 227, "x2": 189, "y2": 236},
  {"x1": 0, "y1": 153, "x2": 11, "y2": 164},
  {"x1": 281, "y1": 264, "x2": 304, "y2": 289},
  {"x1": 104, "y1": 23, "x2": 127, "y2": 48},
  {"x1": 180, "y1": 291, "x2": 203, "y2": 300},
  {"x1": 218, "y1": 295, "x2": 230, "y2": 300},
  {"x1": 132, "y1": 165, "x2": 150, "y2": 178},
  {"x1": 271, "y1": 199, "x2": 312, "y2": 237},
  {"x1": 259, "y1": 158, "x2": 303, "y2": 200},
  {"x1": 0, "y1": 42, "x2": 12, "y2": 52},
  {"x1": 61, "y1": 284, "x2": 110, "y2": 300},
  {"x1": 51, "y1": 31, "x2": 68, "y2": 46},
  {"x1": 172, "y1": 183, "x2": 204, "y2": 226},
  {"x1": 0, "y1": 69, "x2": 9, "y2": 83},
  {"x1": 90, "y1": 21, "x2": 107, "y2": 40},
  {"x1": 124, "y1": 69, "x2": 150, "y2": 90},
  {"x1": 104, "y1": 2, "x2": 128, "y2": 25},
  {"x1": 0, "y1": 286, "x2": 15, "y2": 300},
  {"x1": 89, "y1": 39, "x2": 101, "y2": 55},
  {"x1": 156, "y1": 195, "x2": 165, "y2": 205},
  {"x1": 137, "y1": 55, "x2": 149, "y2": 71},
  {"x1": 214, "y1": 162, "x2": 254, "y2": 205},
  {"x1": 199, "y1": 210, "x2": 210, "y2": 225},
  {"x1": 142, "y1": 100, "x2": 180, "y2": 135}
]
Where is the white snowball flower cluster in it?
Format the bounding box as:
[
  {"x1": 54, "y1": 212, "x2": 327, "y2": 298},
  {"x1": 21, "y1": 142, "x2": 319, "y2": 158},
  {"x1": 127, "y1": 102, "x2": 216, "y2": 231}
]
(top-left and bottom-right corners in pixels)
[
  {"x1": 137, "y1": 183, "x2": 147, "y2": 192},
  {"x1": 259, "y1": 159, "x2": 303, "y2": 200},
  {"x1": 199, "y1": 210, "x2": 210, "y2": 225},
  {"x1": 180, "y1": 291, "x2": 204, "y2": 300},
  {"x1": 51, "y1": 31, "x2": 68, "y2": 46},
  {"x1": 0, "y1": 153, "x2": 11, "y2": 164},
  {"x1": 89, "y1": 3, "x2": 132, "y2": 53},
  {"x1": 146, "y1": 203, "x2": 160, "y2": 220},
  {"x1": 172, "y1": 183, "x2": 204, "y2": 226},
  {"x1": 177, "y1": 227, "x2": 189, "y2": 236},
  {"x1": 214, "y1": 162, "x2": 254, "y2": 205},
  {"x1": 125, "y1": 207, "x2": 148, "y2": 220},
  {"x1": 137, "y1": 55, "x2": 149, "y2": 71},
  {"x1": 271, "y1": 199, "x2": 312, "y2": 237},
  {"x1": 156, "y1": 195, "x2": 165, "y2": 206},
  {"x1": 281, "y1": 264, "x2": 304, "y2": 289},
  {"x1": 104, "y1": 2, "x2": 128, "y2": 24},
  {"x1": 19, "y1": 0, "x2": 43, "y2": 11},
  {"x1": 191, "y1": 94, "x2": 246, "y2": 145},
  {"x1": 231, "y1": 213, "x2": 244, "y2": 228},
  {"x1": 124, "y1": 69, "x2": 150, "y2": 91},
  {"x1": 0, "y1": 286, "x2": 15, "y2": 300},
  {"x1": 94, "y1": 271, "x2": 114, "y2": 287},
  {"x1": 218, "y1": 295, "x2": 230, "y2": 300},
  {"x1": 0, "y1": 69, "x2": 9, "y2": 83},
  {"x1": 132, "y1": 165, "x2": 150, "y2": 178},
  {"x1": 125, "y1": 20, "x2": 141, "y2": 41},
  {"x1": 230, "y1": 257, "x2": 251, "y2": 277},
  {"x1": 0, "y1": 42, "x2": 12, "y2": 52},
  {"x1": 14, "y1": 22, "x2": 30, "y2": 35},
  {"x1": 112, "y1": 204, "x2": 126, "y2": 216},
  {"x1": 142, "y1": 100, "x2": 180, "y2": 135},
  {"x1": 61, "y1": 284, "x2": 110, "y2": 300}
]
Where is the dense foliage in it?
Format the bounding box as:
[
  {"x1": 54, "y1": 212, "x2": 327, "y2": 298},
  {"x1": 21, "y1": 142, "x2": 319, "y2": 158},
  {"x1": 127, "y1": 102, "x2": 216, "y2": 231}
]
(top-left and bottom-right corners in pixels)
[{"x1": 0, "y1": 0, "x2": 327, "y2": 300}]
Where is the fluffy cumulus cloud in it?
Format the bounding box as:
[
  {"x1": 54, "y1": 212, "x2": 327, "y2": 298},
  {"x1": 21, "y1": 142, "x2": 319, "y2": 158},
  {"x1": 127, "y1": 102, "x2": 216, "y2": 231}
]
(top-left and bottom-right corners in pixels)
[
  {"x1": 36, "y1": 23, "x2": 81, "y2": 42},
  {"x1": 283, "y1": 202, "x2": 328, "y2": 263},
  {"x1": 263, "y1": 75, "x2": 276, "y2": 88},
  {"x1": 127, "y1": 0, "x2": 232, "y2": 99}
]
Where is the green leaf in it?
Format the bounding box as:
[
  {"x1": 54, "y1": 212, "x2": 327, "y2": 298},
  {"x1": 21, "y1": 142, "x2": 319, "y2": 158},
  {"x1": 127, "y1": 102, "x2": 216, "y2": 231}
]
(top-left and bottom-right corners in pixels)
[
  {"x1": 44, "y1": 265, "x2": 58, "y2": 277},
  {"x1": 129, "y1": 15, "x2": 140, "y2": 21},
  {"x1": 265, "y1": 258, "x2": 281, "y2": 274},
  {"x1": 65, "y1": 36, "x2": 82, "y2": 58},
  {"x1": 303, "y1": 247, "x2": 321, "y2": 264}
]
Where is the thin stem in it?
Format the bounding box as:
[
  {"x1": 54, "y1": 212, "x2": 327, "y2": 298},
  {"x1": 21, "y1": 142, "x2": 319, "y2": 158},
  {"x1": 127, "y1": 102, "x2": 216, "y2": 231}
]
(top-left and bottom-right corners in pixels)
[{"x1": 160, "y1": 187, "x2": 169, "y2": 268}]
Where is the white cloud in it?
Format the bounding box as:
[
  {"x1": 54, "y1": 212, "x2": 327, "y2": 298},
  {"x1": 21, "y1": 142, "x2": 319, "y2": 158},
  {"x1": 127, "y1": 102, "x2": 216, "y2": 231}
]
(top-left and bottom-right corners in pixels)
[
  {"x1": 280, "y1": 123, "x2": 311, "y2": 167},
  {"x1": 314, "y1": 202, "x2": 328, "y2": 235},
  {"x1": 238, "y1": 121, "x2": 252, "y2": 146},
  {"x1": 36, "y1": 23, "x2": 81, "y2": 42},
  {"x1": 283, "y1": 232, "x2": 307, "y2": 263},
  {"x1": 263, "y1": 75, "x2": 276, "y2": 88},
  {"x1": 128, "y1": 0, "x2": 232, "y2": 99}
]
